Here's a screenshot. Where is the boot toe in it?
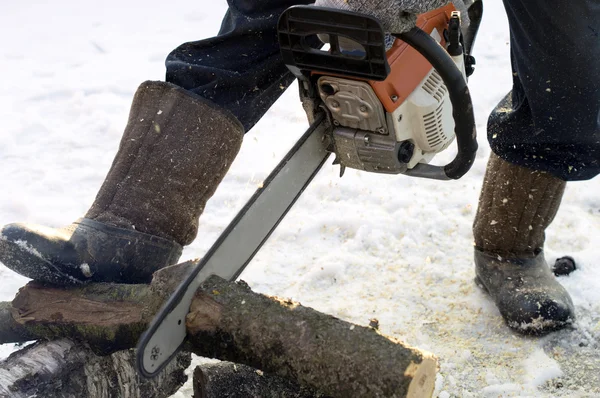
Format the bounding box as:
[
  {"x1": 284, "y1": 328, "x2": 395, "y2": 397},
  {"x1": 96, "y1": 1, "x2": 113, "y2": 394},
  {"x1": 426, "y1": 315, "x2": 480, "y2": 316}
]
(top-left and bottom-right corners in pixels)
[
  {"x1": 499, "y1": 287, "x2": 575, "y2": 335},
  {"x1": 475, "y1": 249, "x2": 575, "y2": 335},
  {"x1": 1, "y1": 219, "x2": 183, "y2": 285},
  {"x1": 0, "y1": 223, "x2": 85, "y2": 285},
  {"x1": 2, "y1": 222, "x2": 67, "y2": 241}
]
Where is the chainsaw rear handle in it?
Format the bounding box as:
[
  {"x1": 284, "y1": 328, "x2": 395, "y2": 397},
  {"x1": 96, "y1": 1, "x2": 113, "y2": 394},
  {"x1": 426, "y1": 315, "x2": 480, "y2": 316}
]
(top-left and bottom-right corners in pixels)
[{"x1": 394, "y1": 27, "x2": 478, "y2": 180}]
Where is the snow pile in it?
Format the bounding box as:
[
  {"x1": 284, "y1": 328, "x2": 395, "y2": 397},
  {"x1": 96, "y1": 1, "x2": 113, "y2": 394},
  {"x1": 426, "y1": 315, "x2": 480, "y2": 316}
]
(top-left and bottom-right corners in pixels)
[{"x1": 1, "y1": 1, "x2": 599, "y2": 397}]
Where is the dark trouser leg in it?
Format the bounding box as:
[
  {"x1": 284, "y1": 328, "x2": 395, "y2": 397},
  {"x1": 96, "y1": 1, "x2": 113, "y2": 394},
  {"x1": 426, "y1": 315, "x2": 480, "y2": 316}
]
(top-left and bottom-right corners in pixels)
[
  {"x1": 487, "y1": 0, "x2": 600, "y2": 181},
  {"x1": 166, "y1": 0, "x2": 313, "y2": 132}
]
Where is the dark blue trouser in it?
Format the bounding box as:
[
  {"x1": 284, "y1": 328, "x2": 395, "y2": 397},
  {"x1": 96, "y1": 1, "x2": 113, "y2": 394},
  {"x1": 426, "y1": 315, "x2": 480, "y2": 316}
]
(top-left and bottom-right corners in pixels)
[
  {"x1": 487, "y1": 0, "x2": 600, "y2": 181},
  {"x1": 165, "y1": 0, "x2": 600, "y2": 181},
  {"x1": 165, "y1": 0, "x2": 312, "y2": 132}
]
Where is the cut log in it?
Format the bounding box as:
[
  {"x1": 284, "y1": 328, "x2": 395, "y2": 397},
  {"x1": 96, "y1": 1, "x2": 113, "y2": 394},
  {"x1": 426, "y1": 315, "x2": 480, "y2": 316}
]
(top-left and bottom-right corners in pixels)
[
  {"x1": 193, "y1": 361, "x2": 323, "y2": 398},
  {"x1": 0, "y1": 263, "x2": 191, "y2": 353},
  {"x1": 7, "y1": 281, "x2": 158, "y2": 355},
  {"x1": 0, "y1": 338, "x2": 190, "y2": 398},
  {"x1": 1, "y1": 261, "x2": 438, "y2": 397},
  {"x1": 188, "y1": 276, "x2": 437, "y2": 398}
]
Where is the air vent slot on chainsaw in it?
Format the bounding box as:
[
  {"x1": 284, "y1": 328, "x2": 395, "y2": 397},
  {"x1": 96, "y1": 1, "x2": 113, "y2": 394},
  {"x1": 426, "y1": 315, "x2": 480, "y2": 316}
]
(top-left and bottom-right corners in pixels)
[
  {"x1": 422, "y1": 70, "x2": 447, "y2": 102},
  {"x1": 423, "y1": 103, "x2": 448, "y2": 148}
]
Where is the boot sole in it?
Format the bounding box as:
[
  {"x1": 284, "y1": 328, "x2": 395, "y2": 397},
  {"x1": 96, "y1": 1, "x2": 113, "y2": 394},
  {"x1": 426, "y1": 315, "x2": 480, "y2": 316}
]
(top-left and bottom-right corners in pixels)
[{"x1": 0, "y1": 238, "x2": 84, "y2": 285}]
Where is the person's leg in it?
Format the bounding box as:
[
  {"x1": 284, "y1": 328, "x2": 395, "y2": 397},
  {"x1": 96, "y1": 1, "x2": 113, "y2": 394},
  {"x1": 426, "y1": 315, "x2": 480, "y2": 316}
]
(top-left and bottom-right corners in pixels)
[
  {"x1": 473, "y1": 153, "x2": 573, "y2": 333},
  {"x1": 0, "y1": 81, "x2": 243, "y2": 285},
  {"x1": 0, "y1": 0, "x2": 310, "y2": 285},
  {"x1": 474, "y1": 0, "x2": 599, "y2": 333},
  {"x1": 166, "y1": 0, "x2": 312, "y2": 132},
  {"x1": 488, "y1": 0, "x2": 600, "y2": 181}
]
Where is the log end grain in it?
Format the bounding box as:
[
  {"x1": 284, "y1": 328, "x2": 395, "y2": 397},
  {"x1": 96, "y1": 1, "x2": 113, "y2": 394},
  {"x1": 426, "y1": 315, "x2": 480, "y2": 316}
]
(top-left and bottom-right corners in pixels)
[{"x1": 405, "y1": 353, "x2": 437, "y2": 398}]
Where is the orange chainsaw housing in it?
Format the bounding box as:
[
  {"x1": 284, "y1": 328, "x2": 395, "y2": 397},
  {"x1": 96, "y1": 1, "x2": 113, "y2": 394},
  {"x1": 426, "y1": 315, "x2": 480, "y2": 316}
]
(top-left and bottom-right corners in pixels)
[
  {"x1": 374, "y1": 4, "x2": 457, "y2": 113},
  {"x1": 310, "y1": 4, "x2": 457, "y2": 114}
]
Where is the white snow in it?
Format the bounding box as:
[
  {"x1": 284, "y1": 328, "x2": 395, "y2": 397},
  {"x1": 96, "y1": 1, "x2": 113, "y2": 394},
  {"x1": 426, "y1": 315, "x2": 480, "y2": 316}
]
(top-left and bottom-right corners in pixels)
[
  {"x1": 1, "y1": 1, "x2": 599, "y2": 397},
  {"x1": 523, "y1": 349, "x2": 563, "y2": 388},
  {"x1": 14, "y1": 240, "x2": 44, "y2": 259}
]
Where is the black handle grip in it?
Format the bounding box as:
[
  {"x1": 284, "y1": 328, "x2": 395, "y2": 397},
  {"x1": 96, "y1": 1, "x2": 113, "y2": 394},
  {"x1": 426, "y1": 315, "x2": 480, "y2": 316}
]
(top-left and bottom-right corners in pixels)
[{"x1": 394, "y1": 27, "x2": 478, "y2": 180}]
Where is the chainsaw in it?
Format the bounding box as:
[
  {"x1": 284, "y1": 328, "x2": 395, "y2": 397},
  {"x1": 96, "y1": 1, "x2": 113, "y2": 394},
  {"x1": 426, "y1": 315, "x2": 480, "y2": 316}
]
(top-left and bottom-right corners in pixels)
[{"x1": 137, "y1": 2, "x2": 481, "y2": 377}]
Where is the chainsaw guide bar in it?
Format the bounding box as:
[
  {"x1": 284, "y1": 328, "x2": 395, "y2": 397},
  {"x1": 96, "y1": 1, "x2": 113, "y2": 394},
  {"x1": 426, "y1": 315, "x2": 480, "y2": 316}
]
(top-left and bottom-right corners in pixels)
[{"x1": 137, "y1": 115, "x2": 330, "y2": 377}]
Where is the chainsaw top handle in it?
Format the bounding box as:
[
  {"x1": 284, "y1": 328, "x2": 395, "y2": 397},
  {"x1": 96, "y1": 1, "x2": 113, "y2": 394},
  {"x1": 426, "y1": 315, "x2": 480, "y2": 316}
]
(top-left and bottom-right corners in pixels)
[
  {"x1": 394, "y1": 27, "x2": 477, "y2": 180},
  {"x1": 278, "y1": 6, "x2": 478, "y2": 180}
]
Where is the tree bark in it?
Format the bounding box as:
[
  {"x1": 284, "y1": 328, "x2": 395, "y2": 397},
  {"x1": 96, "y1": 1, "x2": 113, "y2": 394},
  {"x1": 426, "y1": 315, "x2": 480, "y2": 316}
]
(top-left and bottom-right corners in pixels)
[
  {"x1": 7, "y1": 281, "x2": 158, "y2": 355},
  {"x1": 0, "y1": 302, "x2": 35, "y2": 343},
  {"x1": 0, "y1": 338, "x2": 190, "y2": 398},
  {"x1": 188, "y1": 276, "x2": 437, "y2": 398},
  {"x1": 1, "y1": 261, "x2": 438, "y2": 398},
  {"x1": 193, "y1": 361, "x2": 323, "y2": 398}
]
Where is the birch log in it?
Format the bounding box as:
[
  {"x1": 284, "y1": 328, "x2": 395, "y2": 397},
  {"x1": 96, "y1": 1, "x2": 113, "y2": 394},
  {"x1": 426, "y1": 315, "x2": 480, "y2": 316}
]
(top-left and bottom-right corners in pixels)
[{"x1": 0, "y1": 338, "x2": 190, "y2": 398}]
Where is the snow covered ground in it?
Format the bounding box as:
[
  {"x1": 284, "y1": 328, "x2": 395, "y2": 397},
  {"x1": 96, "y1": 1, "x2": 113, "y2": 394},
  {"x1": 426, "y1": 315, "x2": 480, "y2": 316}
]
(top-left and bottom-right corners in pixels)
[{"x1": 1, "y1": 1, "x2": 599, "y2": 397}]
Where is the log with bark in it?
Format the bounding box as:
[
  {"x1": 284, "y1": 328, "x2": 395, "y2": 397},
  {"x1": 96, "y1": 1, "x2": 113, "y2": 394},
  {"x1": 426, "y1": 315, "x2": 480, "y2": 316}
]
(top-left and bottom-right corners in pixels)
[
  {"x1": 0, "y1": 261, "x2": 438, "y2": 397},
  {"x1": 193, "y1": 361, "x2": 323, "y2": 398}
]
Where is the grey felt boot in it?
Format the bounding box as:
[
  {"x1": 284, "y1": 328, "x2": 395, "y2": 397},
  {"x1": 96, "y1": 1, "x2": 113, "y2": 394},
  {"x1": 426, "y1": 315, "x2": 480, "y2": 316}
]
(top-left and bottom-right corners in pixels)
[
  {"x1": 0, "y1": 81, "x2": 243, "y2": 284},
  {"x1": 473, "y1": 153, "x2": 575, "y2": 334}
]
